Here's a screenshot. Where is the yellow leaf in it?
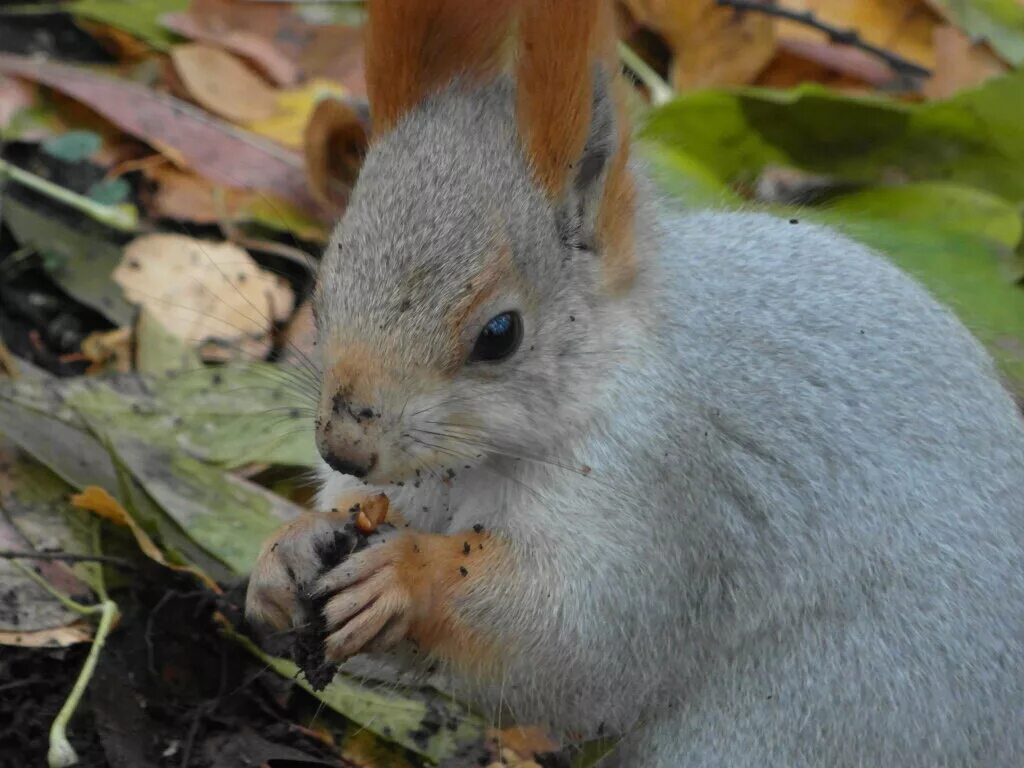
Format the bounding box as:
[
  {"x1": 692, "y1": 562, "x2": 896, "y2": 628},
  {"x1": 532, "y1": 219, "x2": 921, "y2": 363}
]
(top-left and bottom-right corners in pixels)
[
  {"x1": 71, "y1": 486, "x2": 221, "y2": 592},
  {"x1": 246, "y1": 78, "x2": 349, "y2": 149},
  {"x1": 623, "y1": 0, "x2": 776, "y2": 88},
  {"x1": 779, "y1": 0, "x2": 937, "y2": 70}
]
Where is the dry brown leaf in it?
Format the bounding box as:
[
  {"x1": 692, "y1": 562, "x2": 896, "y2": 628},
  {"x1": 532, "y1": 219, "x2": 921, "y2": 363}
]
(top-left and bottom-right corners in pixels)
[
  {"x1": 924, "y1": 25, "x2": 1009, "y2": 99},
  {"x1": 145, "y1": 164, "x2": 251, "y2": 224},
  {"x1": 0, "y1": 54, "x2": 319, "y2": 215},
  {"x1": 80, "y1": 327, "x2": 133, "y2": 374},
  {"x1": 771, "y1": 38, "x2": 895, "y2": 87},
  {"x1": 0, "y1": 74, "x2": 36, "y2": 129},
  {"x1": 162, "y1": 12, "x2": 300, "y2": 86},
  {"x1": 71, "y1": 486, "x2": 220, "y2": 592},
  {"x1": 77, "y1": 19, "x2": 155, "y2": 62},
  {"x1": 112, "y1": 234, "x2": 293, "y2": 361},
  {"x1": 303, "y1": 97, "x2": 368, "y2": 213},
  {"x1": 623, "y1": 0, "x2": 776, "y2": 87},
  {"x1": 171, "y1": 43, "x2": 278, "y2": 123},
  {"x1": 778, "y1": 0, "x2": 938, "y2": 70},
  {"x1": 486, "y1": 726, "x2": 559, "y2": 765},
  {"x1": 0, "y1": 622, "x2": 93, "y2": 648},
  {"x1": 165, "y1": 0, "x2": 366, "y2": 96}
]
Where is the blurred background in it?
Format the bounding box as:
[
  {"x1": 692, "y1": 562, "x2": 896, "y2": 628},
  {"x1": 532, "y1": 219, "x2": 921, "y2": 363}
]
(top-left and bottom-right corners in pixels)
[{"x1": 0, "y1": 1, "x2": 1022, "y2": 767}]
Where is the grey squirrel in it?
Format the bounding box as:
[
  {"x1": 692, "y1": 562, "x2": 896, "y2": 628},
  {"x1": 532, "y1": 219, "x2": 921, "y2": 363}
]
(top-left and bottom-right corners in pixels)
[{"x1": 245, "y1": 1, "x2": 1024, "y2": 765}]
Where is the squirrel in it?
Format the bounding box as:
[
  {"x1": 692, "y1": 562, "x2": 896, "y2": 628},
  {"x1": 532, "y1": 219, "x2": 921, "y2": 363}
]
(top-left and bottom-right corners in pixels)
[{"x1": 245, "y1": 1, "x2": 1024, "y2": 765}]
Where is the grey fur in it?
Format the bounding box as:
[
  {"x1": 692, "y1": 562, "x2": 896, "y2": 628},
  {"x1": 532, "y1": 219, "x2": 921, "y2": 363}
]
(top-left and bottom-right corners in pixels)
[{"x1": 311, "y1": 79, "x2": 1024, "y2": 766}]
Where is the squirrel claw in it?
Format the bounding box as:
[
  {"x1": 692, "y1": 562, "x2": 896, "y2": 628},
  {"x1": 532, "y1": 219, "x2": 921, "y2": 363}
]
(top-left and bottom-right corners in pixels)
[{"x1": 319, "y1": 536, "x2": 417, "y2": 660}]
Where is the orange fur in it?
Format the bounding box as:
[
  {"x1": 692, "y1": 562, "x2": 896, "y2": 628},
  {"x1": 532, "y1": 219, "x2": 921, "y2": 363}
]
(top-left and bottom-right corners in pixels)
[
  {"x1": 516, "y1": 0, "x2": 603, "y2": 198},
  {"x1": 597, "y1": 78, "x2": 638, "y2": 292},
  {"x1": 366, "y1": 0, "x2": 518, "y2": 135},
  {"x1": 392, "y1": 530, "x2": 509, "y2": 674},
  {"x1": 324, "y1": 340, "x2": 387, "y2": 404}
]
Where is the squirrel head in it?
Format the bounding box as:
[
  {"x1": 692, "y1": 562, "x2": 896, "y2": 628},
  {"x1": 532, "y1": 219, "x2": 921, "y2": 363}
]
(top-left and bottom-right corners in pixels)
[{"x1": 313, "y1": 0, "x2": 639, "y2": 484}]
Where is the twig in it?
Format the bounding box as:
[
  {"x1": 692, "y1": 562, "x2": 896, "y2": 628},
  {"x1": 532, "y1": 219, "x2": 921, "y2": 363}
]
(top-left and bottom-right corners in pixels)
[
  {"x1": 13, "y1": 523, "x2": 120, "y2": 768},
  {"x1": 716, "y1": 0, "x2": 931, "y2": 80},
  {"x1": 0, "y1": 549, "x2": 136, "y2": 570},
  {"x1": 0, "y1": 157, "x2": 138, "y2": 232},
  {"x1": 48, "y1": 599, "x2": 118, "y2": 768},
  {"x1": 618, "y1": 42, "x2": 675, "y2": 106}
]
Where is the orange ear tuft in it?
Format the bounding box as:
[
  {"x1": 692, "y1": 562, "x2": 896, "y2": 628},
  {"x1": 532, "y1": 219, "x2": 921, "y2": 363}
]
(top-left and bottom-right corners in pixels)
[
  {"x1": 516, "y1": 0, "x2": 618, "y2": 198},
  {"x1": 366, "y1": 0, "x2": 518, "y2": 135}
]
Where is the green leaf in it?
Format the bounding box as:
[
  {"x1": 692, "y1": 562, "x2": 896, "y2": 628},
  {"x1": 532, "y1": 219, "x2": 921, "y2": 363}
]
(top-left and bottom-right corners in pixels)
[
  {"x1": 149, "y1": 365, "x2": 318, "y2": 469},
  {"x1": 86, "y1": 177, "x2": 131, "y2": 206},
  {"x1": 0, "y1": 383, "x2": 235, "y2": 583},
  {"x1": 1, "y1": 196, "x2": 135, "y2": 326},
  {"x1": 641, "y1": 72, "x2": 1024, "y2": 203},
  {"x1": 69, "y1": 0, "x2": 188, "y2": 50},
  {"x1": 927, "y1": 0, "x2": 1024, "y2": 66},
  {"x1": 135, "y1": 309, "x2": 203, "y2": 376},
  {"x1": 41, "y1": 130, "x2": 102, "y2": 163},
  {"x1": 226, "y1": 624, "x2": 486, "y2": 764},
  {"x1": 637, "y1": 140, "x2": 742, "y2": 207},
  {"x1": 809, "y1": 183, "x2": 1024, "y2": 394}
]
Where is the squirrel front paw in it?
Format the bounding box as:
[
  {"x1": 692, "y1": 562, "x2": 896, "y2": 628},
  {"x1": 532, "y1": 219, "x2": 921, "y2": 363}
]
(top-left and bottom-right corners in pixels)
[
  {"x1": 244, "y1": 493, "x2": 390, "y2": 632},
  {"x1": 314, "y1": 532, "x2": 424, "y2": 659},
  {"x1": 315, "y1": 528, "x2": 497, "y2": 662}
]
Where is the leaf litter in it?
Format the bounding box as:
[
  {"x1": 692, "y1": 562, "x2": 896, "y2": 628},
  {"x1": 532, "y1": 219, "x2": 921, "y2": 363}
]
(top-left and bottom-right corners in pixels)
[{"x1": 1, "y1": 1, "x2": 1023, "y2": 766}]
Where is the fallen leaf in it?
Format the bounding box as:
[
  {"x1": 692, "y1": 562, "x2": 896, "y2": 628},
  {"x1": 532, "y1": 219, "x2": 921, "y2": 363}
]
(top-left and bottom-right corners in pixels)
[
  {"x1": 1, "y1": 196, "x2": 135, "y2": 327},
  {"x1": 922, "y1": 0, "x2": 1024, "y2": 66},
  {"x1": 778, "y1": 0, "x2": 938, "y2": 70},
  {"x1": 70, "y1": 0, "x2": 188, "y2": 50},
  {"x1": 0, "y1": 383, "x2": 236, "y2": 583},
  {"x1": 0, "y1": 623, "x2": 93, "y2": 648},
  {"x1": 80, "y1": 327, "x2": 133, "y2": 374},
  {"x1": 772, "y1": 39, "x2": 895, "y2": 87},
  {"x1": 623, "y1": 0, "x2": 776, "y2": 87},
  {"x1": 171, "y1": 43, "x2": 279, "y2": 123},
  {"x1": 71, "y1": 485, "x2": 220, "y2": 592},
  {"x1": 143, "y1": 164, "x2": 327, "y2": 240},
  {"x1": 0, "y1": 54, "x2": 320, "y2": 215},
  {"x1": 0, "y1": 440, "x2": 97, "y2": 636},
  {"x1": 641, "y1": 71, "x2": 1024, "y2": 203},
  {"x1": 223, "y1": 619, "x2": 486, "y2": 763},
  {"x1": 924, "y1": 24, "x2": 1008, "y2": 99},
  {"x1": 134, "y1": 307, "x2": 203, "y2": 376},
  {"x1": 161, "y1": 0, "x2": 366, "y2": 95},
  {"x1": 246, "y1": 78, "x2": 350, "y2": 150},
  {"x1": 303, "y1": 96, "x2": 368, "y2": 211},
  {"x1": 112, "y1": 234, "x2": 294, "y2": 360},
  {"x1": 161, "y1": 12, "x2": 300, "y2": 86},
  {"x1": 0, "y1": 74, "x2": 37, "y2": 132}
]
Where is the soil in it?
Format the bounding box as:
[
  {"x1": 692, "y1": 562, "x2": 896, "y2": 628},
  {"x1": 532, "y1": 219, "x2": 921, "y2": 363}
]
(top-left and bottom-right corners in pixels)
[
  {"x1": 293, "y1": 520, "x2": 389, "y2": 691},
  {"x1": 0, "y1": 566, "x2": 352, "y2": 767}
]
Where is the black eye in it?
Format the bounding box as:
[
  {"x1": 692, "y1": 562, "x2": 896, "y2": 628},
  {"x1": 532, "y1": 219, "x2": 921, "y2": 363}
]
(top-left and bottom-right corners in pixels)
[{"x1": 469, "y1": 311, "x2": 522, "y2": 363}]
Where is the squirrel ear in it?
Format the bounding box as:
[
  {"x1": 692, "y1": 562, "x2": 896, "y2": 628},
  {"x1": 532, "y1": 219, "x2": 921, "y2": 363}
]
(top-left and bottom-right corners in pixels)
[{"x1": 556, "y1": 68, "x2": 619, "y2": 251}]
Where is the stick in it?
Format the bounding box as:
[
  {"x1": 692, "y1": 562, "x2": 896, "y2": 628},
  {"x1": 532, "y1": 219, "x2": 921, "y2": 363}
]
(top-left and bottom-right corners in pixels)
[
  {"x1": 715, "y1": 0, "x2": 932, "y2": 80},
  {"x1": 0, "y1": 157, "x2": 138, "y2": 232},
  {"x1": 0, "y1": 549, "x2": 137, "y2": 570}
]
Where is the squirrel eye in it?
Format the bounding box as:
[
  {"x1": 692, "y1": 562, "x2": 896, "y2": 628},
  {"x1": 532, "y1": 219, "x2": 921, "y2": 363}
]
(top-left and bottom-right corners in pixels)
[{"x1": 469, "y1": 311, "x2": 522, "y2": 363}]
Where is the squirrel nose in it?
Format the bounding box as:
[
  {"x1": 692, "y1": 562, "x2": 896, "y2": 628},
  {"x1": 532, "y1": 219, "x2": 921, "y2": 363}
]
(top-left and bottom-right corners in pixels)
[
  {"x1": 317, "y1": 392, "x2": 381, "y2": 479},
  {"x1": 319, "y1": 446, "x2": 377, "y2": 478}
]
